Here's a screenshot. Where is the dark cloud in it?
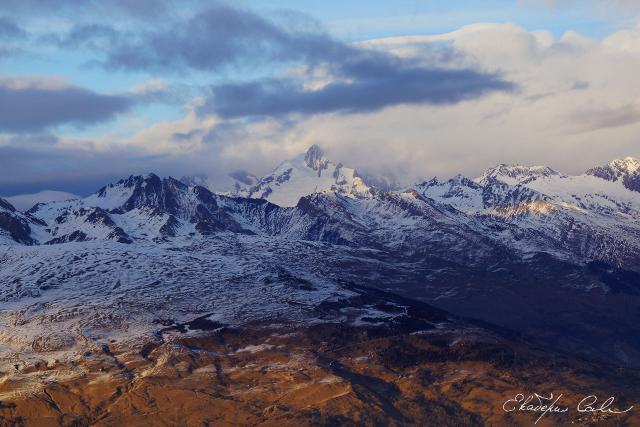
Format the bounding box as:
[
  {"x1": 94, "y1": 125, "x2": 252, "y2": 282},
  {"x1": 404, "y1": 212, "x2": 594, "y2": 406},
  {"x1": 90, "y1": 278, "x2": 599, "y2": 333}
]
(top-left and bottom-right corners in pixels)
[
  {"x1": 102, "y1": 4, "x2": 347, "y2": 72},
  {"x1": 51, "y1": 24, "x2": 121, "y2": 50},
  {"x1": 0, "y1": 16, "x2": 25, "y2": 39},
  {"x1": 570, "y1": 104, "x2": 640, "y2": 132},
  {"x1": 0, "y1": 0, "x2": 171, "y2": 19},
  {"x1": 0, "y1": 79, "x2": 132, "y2": 133},
  {"x1": 96, "y1": 4, "x2": 514, "y2": 117},
  {"x1": 0, "y1": 136, "x2": 221, "y2": 197},
  {"x1": 106, "y1": 0, "x2": 170, "y2": 17},
  {"x1": 202, "y1": 68, "x2": 513, "y2": 118},
  {"x1": 197, "y1": 30, "x2": 513, "y2": 117},
  {"x1": 572, "y1": 81, "x2": 590, "y2": 91},
  {"x1": 0, "y1": 143, "x2": 142, "y2": 196},
  {"x1": 127, "y1": 81, "x2": 202, "y2": 106}
]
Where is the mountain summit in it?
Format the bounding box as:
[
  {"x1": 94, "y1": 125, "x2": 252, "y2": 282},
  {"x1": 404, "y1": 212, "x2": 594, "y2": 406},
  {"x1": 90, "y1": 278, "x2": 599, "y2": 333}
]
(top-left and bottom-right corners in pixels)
[
  {"x1": 303, "y1": 144, "x2": 329, "y2": 173},
  {"x1": 475, "y1": 164, "x2": 559, "y2": 186},
  {"x1": 239, "y1": 145, "x2": 373, "y2": 207},
  {"x1": 587, "y1": 157, "x2": 640, "y2": 179},
  {"x1": 586, "y1": 157, "x2": 640, "y2": 192}
]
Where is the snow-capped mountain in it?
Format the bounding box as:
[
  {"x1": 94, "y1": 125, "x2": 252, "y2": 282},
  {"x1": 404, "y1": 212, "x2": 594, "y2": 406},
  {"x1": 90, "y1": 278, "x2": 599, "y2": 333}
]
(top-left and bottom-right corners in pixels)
[
  {"x1": 586, "y1": 156, "x2": 640, "y2": 193},
  {"x1": 238, "y1": 145, "x2": 373, "y2": 207},
  {"x1": 3, "y1": 153, "x2": 640, "y2": 368},
  {"x1": 4, "y1": 154, "x2": 640, "y2": 272},
  {"x1": 475, "y1": 164, "x2": 560, "y2": 186},
  {"x1": 417, "y1": 157, "x2": 640, "y2": 270},
  {"x1": 25, "y1": 174, "x2": 264, "y2": 244}
]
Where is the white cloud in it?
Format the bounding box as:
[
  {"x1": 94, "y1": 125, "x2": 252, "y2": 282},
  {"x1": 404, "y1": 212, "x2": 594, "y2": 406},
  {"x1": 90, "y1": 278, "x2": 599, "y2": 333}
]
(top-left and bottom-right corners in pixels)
[
  {"x1": 29, "y1": 22, "x2": 640, "y2": 188},
  {"x1": 236, "y1": 22, "x2": 640, "y2": 183}
]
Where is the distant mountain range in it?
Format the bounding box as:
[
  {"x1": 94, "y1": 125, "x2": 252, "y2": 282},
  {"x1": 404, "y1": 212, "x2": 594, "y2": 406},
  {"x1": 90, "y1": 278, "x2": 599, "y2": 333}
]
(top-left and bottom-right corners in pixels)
[
  {"x1": 3, "y1": 145, "x2": 640, "y2": 271},
  {"x1": 2, "y1": 146, "x2": 640, "y2": 368}
]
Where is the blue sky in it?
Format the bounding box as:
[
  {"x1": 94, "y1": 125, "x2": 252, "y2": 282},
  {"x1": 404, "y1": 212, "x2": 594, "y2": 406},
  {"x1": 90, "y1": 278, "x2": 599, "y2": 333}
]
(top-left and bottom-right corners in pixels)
[
  {"x1": 1, "y1": 0, "x2": 640, "y2": 196},
  {"x1": 243, "y1": 0, "x2": 625, "y2": 39}
]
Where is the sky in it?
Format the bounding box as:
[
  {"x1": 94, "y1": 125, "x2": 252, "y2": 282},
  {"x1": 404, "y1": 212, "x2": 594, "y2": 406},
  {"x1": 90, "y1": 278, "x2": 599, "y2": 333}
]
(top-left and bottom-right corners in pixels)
[{"x1": 1, "y1": 0, "x2": 640, "y2": 196}]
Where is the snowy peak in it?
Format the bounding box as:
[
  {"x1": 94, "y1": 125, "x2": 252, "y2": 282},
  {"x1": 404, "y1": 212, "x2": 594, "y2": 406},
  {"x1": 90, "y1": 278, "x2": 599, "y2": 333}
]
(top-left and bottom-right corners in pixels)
[
  {"x1": 416, "y1": 172, "x2": 547, "y2": 216},
  {"x1": 21, "y1": 173, "x2": 263, "y2": 244},
  {"x1": 303, "y1": 144, "x2": 330, "y2": 174},
  {"x1": 586, "y1": 157, "x2": 640, "y2": 193},
  {"x1": 121, "y1": 175, "x2": 188, "y2": 214},
  {"x1": 612, "y1": 157, "x2": 640, "y2": 174},
  {"x1": 586, "y1": 157, "x2": 640, "y2": 180},
  {"x1": 476, "y1": 164, "x2": 559, "y2": 186},
  {"x1": 586, "y1": 157, "x2": 638, "y2": 180},
  {"x1": 88, "y1": 174, "x2": 189, "y2": 215},
  {"x1": 240, "y1": 145, "x2": 373, "y2": 207}
]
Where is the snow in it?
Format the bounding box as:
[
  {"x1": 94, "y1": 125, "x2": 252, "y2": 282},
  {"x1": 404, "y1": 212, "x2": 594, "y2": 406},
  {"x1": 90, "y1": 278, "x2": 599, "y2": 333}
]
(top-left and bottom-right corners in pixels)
[
  {"x1": 525, "y1": 173, "x2": 640, "y2": 215},
  {"x1": 236, "y1": 344, "x2": 275, "y2": 353},
  {"x1": 475, "y1": 164, "x2": 558, "y2": 186},
  {"x1": 3, "y1": 191, "x2": 79, "y2": 212},
  {"x1": 238, "y1": 145, "x2": 372, "y2": 207},
  {"x1": 611, "y1": 157, "x2": 640, "y2": 175},
  {"x1": 0, "y1": 236, "x2": 364, "y2": 370},
  {"x1": 84, "y1": 183, "x2": 134, "y2": 210},
  {"x1": 3, "y1": 154, "x2": 640, "y2": 372}
]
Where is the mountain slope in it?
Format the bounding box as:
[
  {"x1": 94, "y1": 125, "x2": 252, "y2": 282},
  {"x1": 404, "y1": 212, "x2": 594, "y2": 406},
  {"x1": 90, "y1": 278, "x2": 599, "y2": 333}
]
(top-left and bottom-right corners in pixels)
[
  {"x1": 0, "y1": 198, "x2": 41, "y2": 245},
  {"x1": 416, "y1": 158, "x2": 640, "y2": 271}
]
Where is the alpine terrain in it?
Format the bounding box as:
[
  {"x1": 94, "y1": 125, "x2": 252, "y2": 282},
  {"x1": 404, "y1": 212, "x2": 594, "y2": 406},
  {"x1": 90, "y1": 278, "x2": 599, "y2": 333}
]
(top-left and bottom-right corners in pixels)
[{"x1": 2, "y1": 146, "x2": 640, "y2": 425}]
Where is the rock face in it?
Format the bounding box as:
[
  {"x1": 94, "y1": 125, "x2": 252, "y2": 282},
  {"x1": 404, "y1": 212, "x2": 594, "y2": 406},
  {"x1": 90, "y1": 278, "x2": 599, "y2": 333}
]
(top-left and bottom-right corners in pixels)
[{"x1": 0, "y1": 198, "x2": 35, "y2": 244}]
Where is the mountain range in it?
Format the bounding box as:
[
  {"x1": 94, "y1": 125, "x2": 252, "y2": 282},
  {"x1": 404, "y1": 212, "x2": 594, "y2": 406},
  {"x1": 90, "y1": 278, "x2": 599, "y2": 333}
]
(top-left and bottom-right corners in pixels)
[
  {"x1": 3, "y1": 145, "x2": 640, "y2": 271},
  {"x1": 2, "y1": 146, "x2": 640, "y2": 366},
  {"x1": 3, "y1": 146, "x2": 640, "y2": 424}
]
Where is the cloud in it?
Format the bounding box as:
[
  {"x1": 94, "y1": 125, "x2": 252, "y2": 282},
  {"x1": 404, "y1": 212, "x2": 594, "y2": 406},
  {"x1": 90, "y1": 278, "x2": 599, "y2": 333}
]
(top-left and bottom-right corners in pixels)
[
  {"x1": 0, "y1": 77, "x2": 132, "y2": 133},
  {"x1": 202, "y1": 68, "x2": 513, "y2": 118},
  {"x1": 51, "y1": 24, "x2": 121, "y2": 50},
  {"x1": 126, "y1": 79, "x2": 201, "y2": 106},
  {"x1": 4, "y1": 4, "x2": 640, "y2": 193},
  {"x1": 95, "y1": 4, "x2": 513, "y2": 117},
  {"x1": 569, "y1": 103, "x2": 640, "y2": 132},
  {"x1": 0, "y1": 139, "x2": 163, "y2": 196},
  {"x1": 0, "y1": 0, "x2": 172, "y2": 19},
  {"x1": 102, "y1": 5, "x2": 347, "y2": 72},
  {"x1": 0, "y1": 16, "x2": 25, "y2": 39},
  {"x1": 198, "y1": 23, "x2": 640, "y2": 184},
  {"x1": 0, "y1": 125, "x2": 228, "y2": 196}
]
